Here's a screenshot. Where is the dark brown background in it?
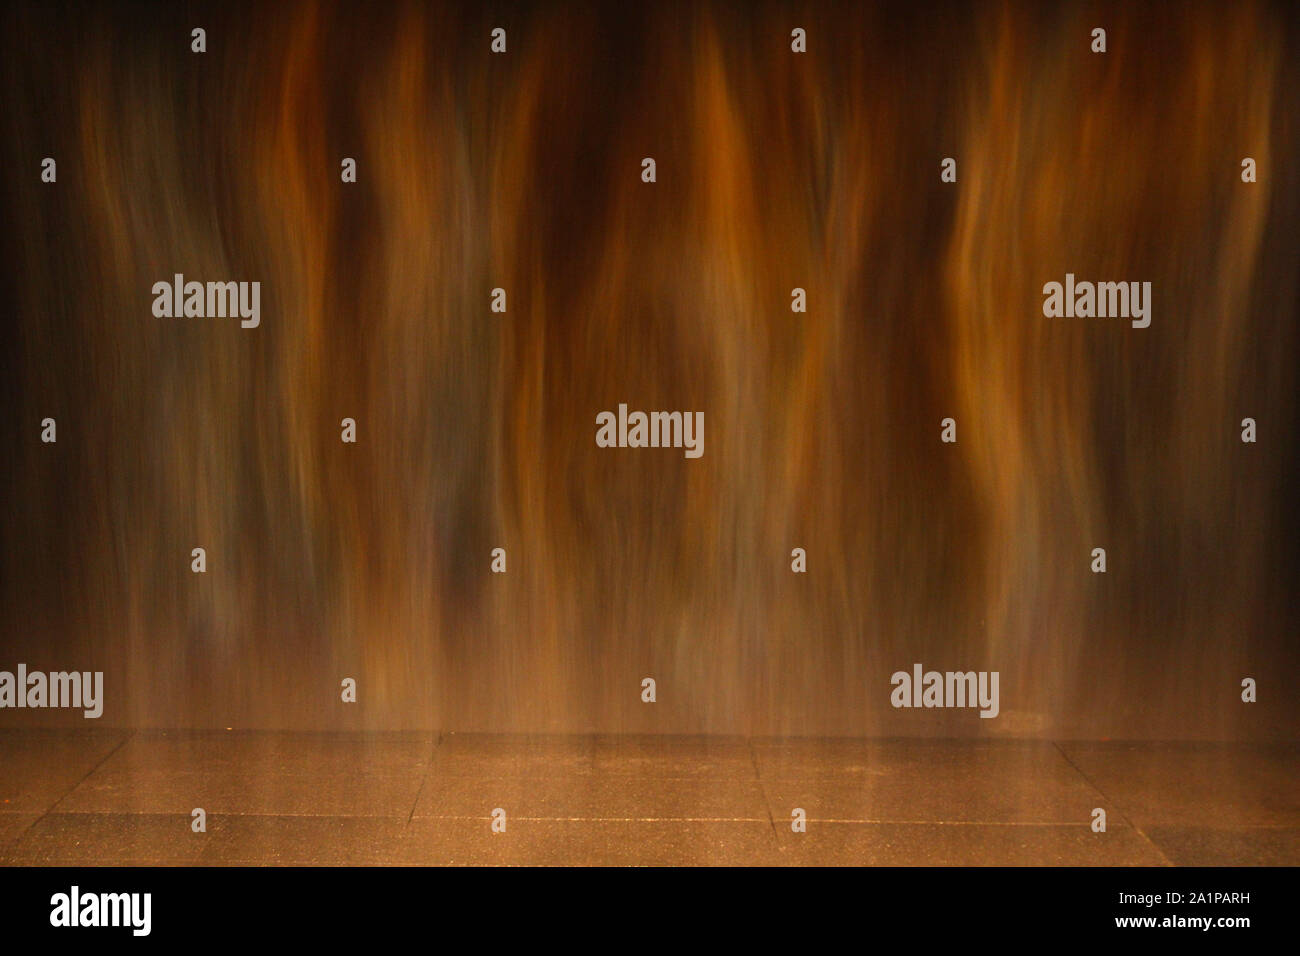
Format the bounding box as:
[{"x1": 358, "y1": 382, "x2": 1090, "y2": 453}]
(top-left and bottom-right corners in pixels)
[{"x1": 1, "y1": 0, "x2": 1297, "y2": 737}]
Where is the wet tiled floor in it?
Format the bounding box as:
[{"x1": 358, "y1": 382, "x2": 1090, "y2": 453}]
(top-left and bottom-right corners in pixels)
[{"x1": 1, "y1": 731, "x2": 1294, "y2": 865}]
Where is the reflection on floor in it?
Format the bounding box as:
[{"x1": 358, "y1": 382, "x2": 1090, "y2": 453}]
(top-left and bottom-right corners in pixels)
[{"x1": 1, "y1": 731, "x2": 1295, "y2": 866}]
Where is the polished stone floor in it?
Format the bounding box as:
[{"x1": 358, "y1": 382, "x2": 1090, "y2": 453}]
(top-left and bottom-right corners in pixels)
[{"x1": 1, "y1": 731, "x2": 1295, "y2": 865}]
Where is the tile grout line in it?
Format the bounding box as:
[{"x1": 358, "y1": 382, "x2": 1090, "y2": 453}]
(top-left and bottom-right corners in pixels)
[
  {"x1": 406, "y1": 731, "x2": 443, "y2": 825},
  {"x1": 1051, "y1": 739, "x2": 1175, "y2": 867},
  {"x1": 747, "y1": 737, "x2": 780, "y2": 845},
  {"x1": 406, "y1": 816, "x2": 1127, "y2": 825}
]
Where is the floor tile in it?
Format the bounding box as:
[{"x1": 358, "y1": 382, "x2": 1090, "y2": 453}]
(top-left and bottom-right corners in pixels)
[
  {"x1": 413, "y1": 774, "x2": 769, "y2": 821},
  {"x1": 772, "y1": 821, "x2": 1170, "y2": 866},
  {"x1": 428, "y1": 734, "x2": 595, "y2": 777},
  {"x1": 101, "y1": 731, "x2": 433, "y2": 776},
  {"x1": 0, "y1": 730, "x2": 129, "y2": 814},
  {"x1": 1055, "y1": 742, "x2": 1299, "y2": 827},
  {"x1": 754, "y1": 738, "x2": 1105, "y2": 823},
  {"x1": 592, "y1": 735, "x2": 754, "y2": 778},
  {"x1": 3, "y1": 813, "x2": 207, "y2": 865},
  {"x1": 1143, "y1": 826, "x2": 1300, "y2": 866},
  {"x1": 398, "y1": 818, "x2": 779, "y2": 866},
  {"x1": 199, "y1": 816, "x2": 411, "y2": 865},
  {"x1": 57, "y1": 768, "x2": 423, "y2": 817}
]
